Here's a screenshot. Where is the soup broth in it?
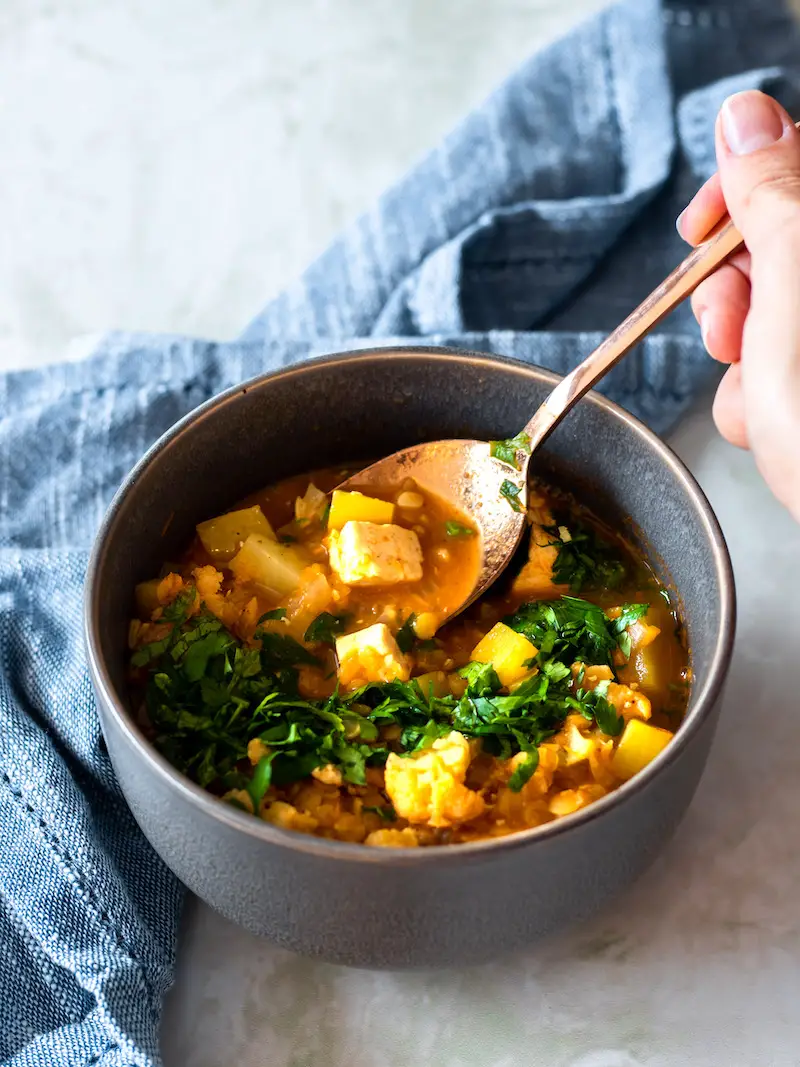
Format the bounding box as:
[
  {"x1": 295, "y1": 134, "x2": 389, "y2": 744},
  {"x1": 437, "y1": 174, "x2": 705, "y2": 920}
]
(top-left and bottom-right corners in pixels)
[{"x1": 128, "y1": 466, "x2": 689, "y2": 847}]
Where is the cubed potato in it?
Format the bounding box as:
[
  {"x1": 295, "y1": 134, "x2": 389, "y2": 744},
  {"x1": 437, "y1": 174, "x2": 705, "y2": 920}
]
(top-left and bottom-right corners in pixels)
[
  {"x1": 283, "y1": 566, "x2": 333, "y2": 637},
  {"x1": 470, "y1": 622, "x2": 538, "y2": 688},
  {"x1": 295, "y1": 483, "x2": 328, "y2": 523},
  {"x1": 335, "y1": 623, "x2": 411, "y2": 688},
  {"x1": 328, "y1": 521, "x2": 423, "y2": 586},
  {"x1": 611, "y1": 719, "x2": 673, "y2": 780},
  {"x1": 229, "y1": 533, "x2": 308, "y2": 596},
  {"x1": 197, "y1": 506, "x2": 275, "y2": 562},
  {"x1": 134, "y1": 578, "x2": 162, "y2": 618},
  {"x1": 327, "y1": 490, "x2": 394, "y2": 530}
]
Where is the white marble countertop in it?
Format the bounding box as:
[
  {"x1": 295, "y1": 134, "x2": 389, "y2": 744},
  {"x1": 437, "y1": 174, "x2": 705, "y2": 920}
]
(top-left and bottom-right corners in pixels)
[{"x1": 3, "y1": 2, "x2": 800, "y2": 1065}]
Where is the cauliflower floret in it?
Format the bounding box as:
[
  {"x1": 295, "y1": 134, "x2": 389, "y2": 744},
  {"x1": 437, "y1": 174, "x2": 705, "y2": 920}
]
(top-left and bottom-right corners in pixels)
[
  {"x1": 383, "y1": 731, "x2": 485, "y2": 828},
  {"x1": 572, "y1": 663, "x2": 614, "y2": 690},
  {"x1": 365, "y1": 828, "x2": 420, "y2": 848},
  {"x1": 606, "y1": 682, "x2": 651, "y2": 723},
  {"x1": 328, "y1": 521, "x2": 423, "y2": 586},
  {"x1": 335, "y1": 623, "x2": 411, "y2": 689},
  {"x1": 312, "y1": 764, "x2": 343, "y2": 787},
  {"x1": 192, "y1": 564, "x2": 255, "y2": 634},
  {"x1": 563, "y1": 720, "x2": 597, "y2": 765},
  {"x1": 511, "y1": 520, "x2": 568, "y2": 600}
]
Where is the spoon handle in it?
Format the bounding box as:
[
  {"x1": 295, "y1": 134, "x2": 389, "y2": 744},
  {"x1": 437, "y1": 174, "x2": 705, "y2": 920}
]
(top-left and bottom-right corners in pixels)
[{"x1": 522, "y1": 213, "x2": 744, "y2": 451}]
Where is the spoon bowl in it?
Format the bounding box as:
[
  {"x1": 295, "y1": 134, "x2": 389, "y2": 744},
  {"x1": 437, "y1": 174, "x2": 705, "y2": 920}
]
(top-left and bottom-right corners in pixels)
[{"x1": 338, "y1": 438, "x2": 528, "y2": 614}]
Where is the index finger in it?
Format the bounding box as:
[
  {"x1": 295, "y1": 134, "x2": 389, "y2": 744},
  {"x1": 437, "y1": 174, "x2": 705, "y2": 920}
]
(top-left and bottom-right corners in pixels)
[{"x1": 676, "y1": 173, "x2": 728, "y2": 245}]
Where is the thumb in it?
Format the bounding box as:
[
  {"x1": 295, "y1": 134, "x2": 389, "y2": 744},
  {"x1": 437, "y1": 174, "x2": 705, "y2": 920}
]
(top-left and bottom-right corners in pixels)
[
  {"x1": 716, "y1": 90, "x2": 800, "y2": 520},
  {"x1": 717, "y1": 90, "x2": 800, "y2": 249}
]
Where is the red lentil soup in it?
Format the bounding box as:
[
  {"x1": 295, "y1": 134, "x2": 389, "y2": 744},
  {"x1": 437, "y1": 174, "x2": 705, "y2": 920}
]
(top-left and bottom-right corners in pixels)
[{"x1": 128, "y1": 465, "x2": 689, "y2": 848}]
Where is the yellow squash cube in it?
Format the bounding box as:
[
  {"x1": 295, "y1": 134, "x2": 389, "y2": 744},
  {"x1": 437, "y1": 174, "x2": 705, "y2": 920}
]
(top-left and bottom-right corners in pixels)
[
  {"x1": 470, "y1": 622, "x2": 538, "y2": 688},
  {"x1": 196, "y1": 505, "x2": 275, "y2": 562},
  {"x1": 611, "y1": 719, "x2": 673, "y2": 781},
  {"x1": 327, "y1": 490, "x2": 394, "y2": 530}
]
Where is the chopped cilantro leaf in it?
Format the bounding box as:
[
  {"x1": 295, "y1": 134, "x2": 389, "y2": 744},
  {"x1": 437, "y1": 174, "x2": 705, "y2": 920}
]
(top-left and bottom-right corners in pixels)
[
  {"x1": 445, "y1": 520, "x2": 475, "y2": 538},
  {"x1": 258, "y1": 608, "x2": 287, "y2": 624},
  {"x1": 458, "y1": 660, "x2": 502, "y2": 696},
  {"x1": 500, "y1": 479, "x2": 524, "y2": 513},
  {"x1": 490, "y1": 432, "x2": 532, "y2": 469},
  {"x1": 609, "y1": 603, "x2": 648, "y2": 658},
  {"x1": 579, "y1": 681, "x2": 624, "y2": 736},
  {"x1": 247, "y1": 752, "x2": 275, "y2": 808},
  {"x1": 132, "y1": 589, "x2": 647, "y2": 809},
  {"x1": 395, "y1": 614, "x2": 418, "y2": 654},
  {"x1": 507, "y1": 746, "x2": 539, "y2": 792},
  {"x1": 363, "y1": 804, "x2": 397, "y2": 821},
  {"x1": 505, "y1": 597, "x2": 617, "y2": 667},
  {"x1": 304, "y1": 611, "x2": 350, "y2": 646},
  {"x1": 544, "y1": 520, "x2": 627, "y2": 592}
]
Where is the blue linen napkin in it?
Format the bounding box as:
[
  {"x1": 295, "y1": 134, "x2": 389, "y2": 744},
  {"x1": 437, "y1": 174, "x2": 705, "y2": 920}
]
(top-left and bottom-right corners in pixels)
[{"x1": 2, "y1": 1, "x2": 799, "y2": 1063}]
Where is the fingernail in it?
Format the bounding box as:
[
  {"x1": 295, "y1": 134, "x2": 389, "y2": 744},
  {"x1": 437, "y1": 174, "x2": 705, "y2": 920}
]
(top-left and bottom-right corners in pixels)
[
  {"x1": 721, "y1": 90, "x2": 786, "y2": 155},
  {"x1": 700, "y1": 312, "x2": 713, "y2": 355},
  {"x1": 675, "y1": 208, "x2": 687, "y2": 238}
]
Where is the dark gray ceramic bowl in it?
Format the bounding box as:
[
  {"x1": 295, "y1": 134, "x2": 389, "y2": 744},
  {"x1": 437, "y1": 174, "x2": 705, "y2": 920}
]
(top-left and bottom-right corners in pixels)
[{"x1": 84, "y1": 348, "x2": 735, "y2": 968}]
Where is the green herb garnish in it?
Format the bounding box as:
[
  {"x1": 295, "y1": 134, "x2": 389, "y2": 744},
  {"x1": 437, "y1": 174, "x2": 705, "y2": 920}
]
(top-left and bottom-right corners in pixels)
[
  {"x1": 304, "y1": 611, "x2": 350, "y2": 646},
  {"x1": 445, "y1": 520, "x2": 475, "y2": 538},
  {"x1": 458, "y1": 660, "x2": 502, "y2": 696},
  {"x1": 363, "y1": 804, "x2": 397, "y2": 821},
  {"x1": 490, "y1": 432, "x2": 532, "y2": 469},
  {"x1": 395, "y1": 614, "x2": 418, "y2": 654},
  {"x1": 500, "y1": 479, "x2": 524, "y2": 513},
  {"x1": 609, "y1": 603, "x2": 649, "y2": 658},
  {"x1": 132, "y1": 591, "x2": 648, "y2": 800},
  {"x1": 544, "y1": 521, "x2": 628, "y2": 592}
]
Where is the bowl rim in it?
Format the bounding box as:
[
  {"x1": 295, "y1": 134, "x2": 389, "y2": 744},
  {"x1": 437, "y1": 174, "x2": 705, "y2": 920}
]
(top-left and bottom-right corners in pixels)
[{"x1": 84, "y1": 345, "x2": 736, "y2": 867}]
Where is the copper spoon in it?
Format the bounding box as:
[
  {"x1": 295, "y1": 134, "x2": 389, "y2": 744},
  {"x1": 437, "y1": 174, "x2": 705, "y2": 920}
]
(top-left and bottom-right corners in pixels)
[{"x1": 339, "y1": 212, "x2": 743, "y2": 621}]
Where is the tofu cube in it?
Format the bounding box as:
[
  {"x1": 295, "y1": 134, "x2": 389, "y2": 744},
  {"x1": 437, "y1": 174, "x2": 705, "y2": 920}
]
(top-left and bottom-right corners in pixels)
[
  {"x1": 328, "y1": 490, "x2": 395, "y2": 530},
  {"x1": 511, "y1": 524, "x2": 566, "y2": 601},
  {"x1": 328, "y1": 521, "x2": 423, "y2": 586},
  {"x1": 335, "y1": 623, "x2": 411, "y2": 688},
  {"x1": 470, "y1": 622, "x2": 538, "y2": 688}
]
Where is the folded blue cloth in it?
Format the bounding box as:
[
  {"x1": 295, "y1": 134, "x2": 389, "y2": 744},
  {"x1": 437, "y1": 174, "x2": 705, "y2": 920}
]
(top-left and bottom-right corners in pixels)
[{"x1": 1, "y1": 0, "x2": 799, "y2": 1063}]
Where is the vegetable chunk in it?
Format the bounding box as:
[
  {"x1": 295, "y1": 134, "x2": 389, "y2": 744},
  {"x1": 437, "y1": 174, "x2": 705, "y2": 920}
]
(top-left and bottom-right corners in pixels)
[
  {"x1": 335, "y1": 622, "x2": 411, "y2": 688},
  {"x1": 611, "y1": 719, "x2": 673, "y2": 780},
  {"x1": 511, "y1": 523, "x2": 568, "y2": 600},
  {"x1": 196, "y1": 505, "x2": 275, "y2": 562},
  {"x1": 328, "y1": 521, "x2": 423, "y2": 586},
  {"x1": 384, "y1": 731, "x2": 485, "y2": 828},
  {"x1": 470, "y1": 622, "x2": 538, "y2": 688},
  {"x1": 229, "y1": 533, "x2": 308, "y2": 596},
  {"x1": 328, "y1": 490, "x2": 394, "y2": 530}
]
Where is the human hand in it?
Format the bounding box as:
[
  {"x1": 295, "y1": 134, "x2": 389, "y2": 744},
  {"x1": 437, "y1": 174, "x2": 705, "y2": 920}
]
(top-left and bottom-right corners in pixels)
[{"x1": 678, "y1": 89, "x2": 800, "y2": 524}]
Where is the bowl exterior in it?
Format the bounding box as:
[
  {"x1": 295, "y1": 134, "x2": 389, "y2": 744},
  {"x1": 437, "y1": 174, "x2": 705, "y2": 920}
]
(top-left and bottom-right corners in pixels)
[
  {"x1": 85, "y1": 348, "x2": 735, "y2": 968},
  {"x1": 95, "y1": 679, "x2": 724, "y2": 968}
]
